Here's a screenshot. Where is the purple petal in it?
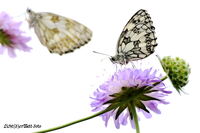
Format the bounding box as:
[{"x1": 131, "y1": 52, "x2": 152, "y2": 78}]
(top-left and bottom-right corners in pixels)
[
  {"x1": 146, "y1": 102, "x2": 161, "y2": 114},
  {"x1": 7, "y1": 47, "x2": 16, "y2": 58},
  {"x1": 120, "y1": 113, "x2": 129, "y2": 125},
  {"x1": 114, "y1": 118, "x2": 120, "y2": 129},
  {"x1": 130, "y1": 119, "x2": 135, "y2": 129},
  {"x1": 141, "y1": 109, "x2": 152, "y2": 118},
  {"x1": 102, "y1": 113, "x2": 109, "y2": 127},
  {"x1": 0, "y1": 46, "x2": 5, "y2": 54}
]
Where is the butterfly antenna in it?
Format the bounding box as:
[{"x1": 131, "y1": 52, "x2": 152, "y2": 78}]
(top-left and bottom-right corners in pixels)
[
  {"x1": 131, "y1": 62, "x2": 136, "y2": 68},
  {"x1": 93, "y1": 51, "x2": 111, "y2": 57}
]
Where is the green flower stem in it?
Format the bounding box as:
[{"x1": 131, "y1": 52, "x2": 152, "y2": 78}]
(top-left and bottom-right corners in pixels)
[
  {"x1": 156, "y1": 54, "x2": 165, "y2": 69},
  {"x1": 161, "y1": 76, "x2": 168, "y2": 81},
  {"x1": 132, "y1": 105, "x2": 140, "y2": 133},
  {"x1": 154, "y1": 75, "x2": 168, "y2": 86},
  {"x1": 34, "y1": 110, "x2": 107, "y2": 133}
]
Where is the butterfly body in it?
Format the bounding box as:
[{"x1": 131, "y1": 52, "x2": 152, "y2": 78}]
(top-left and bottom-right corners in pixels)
[
  {"x1": 26, "y1": 9, "x2": 92, "y2": 55},
  {"x1": 110, "y1": 9, "x2": 157, "y2": 65},
  {"x1": 110, "y1": 54, "x2": 127, "y2": 65}
]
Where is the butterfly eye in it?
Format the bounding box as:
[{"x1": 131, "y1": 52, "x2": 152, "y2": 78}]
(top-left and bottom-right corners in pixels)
[
  {"x1": 110, "y1": 57, "x2": 116, "y2": 61},
  {"x1": 27, "y1": 8, "x2": 32, "y2": 13}
]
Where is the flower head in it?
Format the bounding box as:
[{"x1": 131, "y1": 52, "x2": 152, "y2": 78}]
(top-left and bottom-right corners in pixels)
[
  {"x1": 161, "y1": 56, "x2": 191, "y2": 93},
  {"x1": 0, "y1": 12, "x2": 31, "y2": 57},
  {"x1": 91, "y1": 68, "x2": 171, "y2": 129}
]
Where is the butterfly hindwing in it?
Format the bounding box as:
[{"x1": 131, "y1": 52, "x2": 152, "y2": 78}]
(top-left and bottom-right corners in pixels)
[
  {"x1": 27, "y1": 10, "x2": 92, "y2": 55},
  {"x1": 115, "y1": 9, "x2": 157, "y2": 63}
]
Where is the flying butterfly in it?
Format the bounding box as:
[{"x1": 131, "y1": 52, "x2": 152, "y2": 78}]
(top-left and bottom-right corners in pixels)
[
  {"x1": 26, "y1": 9, "x2": 92, "y2": 55},
  {"x1": 110, "y1": 9, "x2": 157, "y2": 65}
]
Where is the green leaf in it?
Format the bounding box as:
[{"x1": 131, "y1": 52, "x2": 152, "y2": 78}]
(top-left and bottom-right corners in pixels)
[
  {"x1": 104, "y1": 97, "x2": 124, "y2": 104},
  {"x1": 145, "y1": 89, "x2": 159, "y2": 94},
  {"x1": 103, "y1": 102, "x2": 122, "y2": 113},
  {"x1": 139, "y1": 95, "x2": 160, "y2": 101},
  {"x1": 115, "y1": 104, "x2": 127, "y2": 120},
  {"x1": 135, "y1": 101, "x2": 150, "y2": 113}
]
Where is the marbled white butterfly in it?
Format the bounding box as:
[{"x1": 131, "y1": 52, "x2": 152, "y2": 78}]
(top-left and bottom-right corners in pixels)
[
  {"x1": 110, "y1": 9, "x2": 157, "y2": 65},
  {"x1": 26, "y1": 9, "x2": 92, "y2": 55}
]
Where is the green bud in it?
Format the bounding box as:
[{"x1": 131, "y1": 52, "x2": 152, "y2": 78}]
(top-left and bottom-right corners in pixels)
[{"x1": 161, "y1": 56, "x2": 191, "y2": 93}]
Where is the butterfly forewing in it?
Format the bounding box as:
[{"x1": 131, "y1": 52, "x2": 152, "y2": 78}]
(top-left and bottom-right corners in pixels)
[
  {"x1": 28, "y1": 10, "x2": 92, "y2": 55},
  {"x1": 114, "y1": 9, "x2": 157, "y2": 64}
]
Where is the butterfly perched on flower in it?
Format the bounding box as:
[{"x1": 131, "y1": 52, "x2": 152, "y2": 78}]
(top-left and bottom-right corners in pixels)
[
  {"x1": 26, "y1": 9, "x2": 92, "y2": 55},
  {"x1": 110, "y1": 9, "x2": 157, "y2": 65}
]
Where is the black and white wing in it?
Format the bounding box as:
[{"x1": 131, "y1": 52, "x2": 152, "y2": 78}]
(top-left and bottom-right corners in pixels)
[{"x1": 117, "y1": 9, "x2": 157, "y2": 61}]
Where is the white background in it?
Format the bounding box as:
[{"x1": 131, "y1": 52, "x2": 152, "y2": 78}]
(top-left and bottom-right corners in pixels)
[{"x1": 0, "y1": 0, "x2": 199, "y2": 133}]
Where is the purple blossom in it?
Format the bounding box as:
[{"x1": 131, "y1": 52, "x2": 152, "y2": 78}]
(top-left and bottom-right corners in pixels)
[
  {"x1": 91, "y1": 68, "x2": 171, "y2": 129},
  {"x1": 0, "y1": 12, "x2": 31, "y2": 57}
]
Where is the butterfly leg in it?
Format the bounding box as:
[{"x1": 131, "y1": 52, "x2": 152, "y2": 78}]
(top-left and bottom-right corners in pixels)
[
  {"x1": 131, "y1": 61, "x2": 136, "y2": 68},
  {"x1": 114, "y1": 64, "x2": 122, "y2": 72},
  {"x1": 115, "y1": 64, "x2": 118, "y2": 72}
]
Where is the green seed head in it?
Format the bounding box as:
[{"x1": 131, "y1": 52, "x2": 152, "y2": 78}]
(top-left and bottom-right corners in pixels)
[{"x1": 161, "y1": 56, "x2": 191, "y2": 93}]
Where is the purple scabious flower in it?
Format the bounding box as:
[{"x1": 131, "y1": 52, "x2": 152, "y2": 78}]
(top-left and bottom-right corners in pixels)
[
  {"x1": 91, "y1": 68, "x2": 171, "y2": 129},
  {"x1": 0, "y1": 12, "x2": 31, "y2": 57}
]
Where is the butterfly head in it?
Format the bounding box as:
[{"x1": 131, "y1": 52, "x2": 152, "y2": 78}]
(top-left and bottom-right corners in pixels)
[
  {"x1": 26, "y1": 8, "x2": 37, "y2": 28},
  {"x1": 26, "y1": 8, "x2": 32, "y2": 14},
  {"x1": 110, "y1": 55, "x2": 126, "y2": 65}
]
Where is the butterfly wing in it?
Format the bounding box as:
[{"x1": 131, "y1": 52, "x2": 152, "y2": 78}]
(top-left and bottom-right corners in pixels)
[
  {"x1": 116, "y1": 9, "x2": 157, "y2": 61},
  {"x1": 33, "y1": 12, "x2": 92, "y2": 55}
]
